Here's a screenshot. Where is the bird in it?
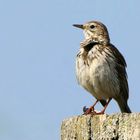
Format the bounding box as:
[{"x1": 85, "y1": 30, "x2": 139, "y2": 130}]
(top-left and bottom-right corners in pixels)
[{"x1": 73, "y1": 21, "x2": 131, "y2": 114}]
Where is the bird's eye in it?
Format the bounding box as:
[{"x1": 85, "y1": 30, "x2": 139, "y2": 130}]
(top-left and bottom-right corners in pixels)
[{"x1": 90, "y1": 25, "x2": 95, "y2": 29}]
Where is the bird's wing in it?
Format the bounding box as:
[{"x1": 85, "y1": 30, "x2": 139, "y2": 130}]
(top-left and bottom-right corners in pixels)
[{"x1": 110, "y1": 44, "x2": 129, "y2": 100}]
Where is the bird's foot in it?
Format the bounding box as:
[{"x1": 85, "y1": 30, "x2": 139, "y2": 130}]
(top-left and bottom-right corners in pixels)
[
  {"x1": 83, "y1": 106, "x2": 105, "y2": 115},
  {"x1": 83, "y1": 106, "x2": 96, "y2": 115}
]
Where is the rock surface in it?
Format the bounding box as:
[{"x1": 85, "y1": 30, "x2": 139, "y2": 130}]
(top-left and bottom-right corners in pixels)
[{"x1": 61, "y1": 113, "x2": 140, "y2": 140}]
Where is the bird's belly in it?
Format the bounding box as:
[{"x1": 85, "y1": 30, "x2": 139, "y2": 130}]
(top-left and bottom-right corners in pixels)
[
  {"x1": 89, "y1": 59, "x2": 119, "y2": 99},
  {"x1": 76, "y1": 57, "x2": 94, "y2": 95},
  {"x1": 76, "y1": 56, "x2": 119, "y2": 100}
]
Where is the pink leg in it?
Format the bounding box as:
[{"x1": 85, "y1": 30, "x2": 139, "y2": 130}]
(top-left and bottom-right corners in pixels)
[{"x1": 94, "y1": 98, "x2": 112, "y2": 115}]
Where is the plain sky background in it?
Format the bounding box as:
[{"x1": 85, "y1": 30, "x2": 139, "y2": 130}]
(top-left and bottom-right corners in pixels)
[{"x1": 0, "y1": 0, "x2": 140, "y2": 140}]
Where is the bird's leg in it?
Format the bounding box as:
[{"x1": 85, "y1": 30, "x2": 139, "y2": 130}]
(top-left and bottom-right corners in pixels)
[
  {"x1": 94, "y1": 98, "x2": 112, "y2": 115},
  {"x1": 83, "y1": 99, "x2": 99, "y2": 115}
]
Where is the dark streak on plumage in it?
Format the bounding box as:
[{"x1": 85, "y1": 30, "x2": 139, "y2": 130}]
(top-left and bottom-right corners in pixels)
[{"x1": 83, "y1": 42, "x2": 99, "y2": 52}]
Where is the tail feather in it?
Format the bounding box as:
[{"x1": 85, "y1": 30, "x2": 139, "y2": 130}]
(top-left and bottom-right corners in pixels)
[
  {"x1": 120, "y1": 103, "x2": 131, "y2": 113},
  {"x1": 100, "y1": 99, "x2": 107, "y2": 107},
  {"x1": 117, "y1": 99, "x2": 131, "y2": 113}
]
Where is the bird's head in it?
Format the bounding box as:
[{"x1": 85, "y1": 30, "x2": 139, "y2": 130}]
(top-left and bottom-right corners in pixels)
[{"x1": 73, "y1": 21, "x2": 110, "y2": 45}]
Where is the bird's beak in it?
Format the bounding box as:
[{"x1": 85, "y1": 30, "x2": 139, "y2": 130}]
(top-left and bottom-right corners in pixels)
[{"x1": 73, "y1": 24, "x2": 84, "y2": 29}]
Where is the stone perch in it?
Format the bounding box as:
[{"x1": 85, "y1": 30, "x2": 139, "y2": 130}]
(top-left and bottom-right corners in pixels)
[{"x1": 61, "y1": 113, "x2": 140, "y2": 140}]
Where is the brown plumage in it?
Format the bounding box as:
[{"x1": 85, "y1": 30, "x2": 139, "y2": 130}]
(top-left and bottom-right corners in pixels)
[{"x1": 73, "y1": 21, "x2": 131, "y2": 114}]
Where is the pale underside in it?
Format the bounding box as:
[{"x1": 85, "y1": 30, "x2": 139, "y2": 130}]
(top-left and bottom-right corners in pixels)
[{"x1": 76, "y1": 44, "x2": 120, "y2": 100}]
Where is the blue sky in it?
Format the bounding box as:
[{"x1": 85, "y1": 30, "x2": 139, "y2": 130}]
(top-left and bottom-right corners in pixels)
[{"x1": 0, "y1": 0, "x2": 140, "y2": 140}]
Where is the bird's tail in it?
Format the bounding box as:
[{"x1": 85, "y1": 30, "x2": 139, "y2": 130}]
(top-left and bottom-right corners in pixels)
[{"x1": 117, "y1": 98, "x2": 131, "y2": 113}]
